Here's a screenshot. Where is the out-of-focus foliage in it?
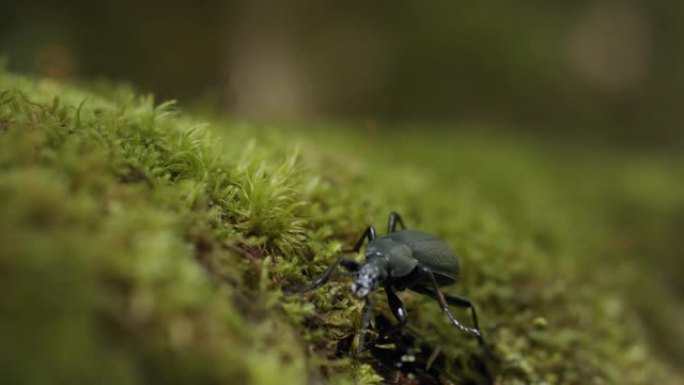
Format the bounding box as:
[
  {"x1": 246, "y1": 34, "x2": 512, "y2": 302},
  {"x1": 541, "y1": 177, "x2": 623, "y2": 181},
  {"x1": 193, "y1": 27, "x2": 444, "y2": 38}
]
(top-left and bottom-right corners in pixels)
[
  {"x1": 2, "y1": 70, "x2": 683, "y2": 384},
  {"x1": 2, "y1": 1, "x2": 684, "y2": 145}
]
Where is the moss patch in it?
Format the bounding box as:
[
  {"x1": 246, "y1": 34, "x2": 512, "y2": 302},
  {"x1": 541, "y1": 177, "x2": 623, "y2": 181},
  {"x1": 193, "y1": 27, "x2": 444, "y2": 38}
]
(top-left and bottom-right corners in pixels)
[{"x1": 1, "y1": 70, "x2": 682, "y2": 384}]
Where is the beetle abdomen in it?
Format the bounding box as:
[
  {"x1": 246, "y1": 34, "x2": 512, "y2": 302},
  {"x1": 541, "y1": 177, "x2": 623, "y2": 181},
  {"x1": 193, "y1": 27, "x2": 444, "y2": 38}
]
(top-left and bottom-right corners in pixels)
[{"x1": 386, "y1": 230, "x2": 459, "y2": 284}]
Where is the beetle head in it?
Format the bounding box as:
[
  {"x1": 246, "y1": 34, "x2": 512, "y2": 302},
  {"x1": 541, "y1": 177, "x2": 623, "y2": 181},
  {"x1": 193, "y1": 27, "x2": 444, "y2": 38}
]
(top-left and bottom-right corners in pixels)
[{"x1": 351, "y1": 262, "x2": 386, "y2": 299}]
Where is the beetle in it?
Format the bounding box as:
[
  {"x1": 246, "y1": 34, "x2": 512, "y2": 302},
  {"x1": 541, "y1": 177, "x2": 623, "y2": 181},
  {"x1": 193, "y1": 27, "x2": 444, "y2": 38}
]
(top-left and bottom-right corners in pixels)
[{"x1": 292, "y1": 211, "x2": 486, "y2": 356}]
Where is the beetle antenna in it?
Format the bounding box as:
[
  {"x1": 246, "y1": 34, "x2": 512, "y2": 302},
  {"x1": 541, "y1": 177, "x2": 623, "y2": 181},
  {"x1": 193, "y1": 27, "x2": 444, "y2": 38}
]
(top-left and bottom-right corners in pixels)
[{"x1": 354, "y1": 295, "x2": 376, "y2": 358}]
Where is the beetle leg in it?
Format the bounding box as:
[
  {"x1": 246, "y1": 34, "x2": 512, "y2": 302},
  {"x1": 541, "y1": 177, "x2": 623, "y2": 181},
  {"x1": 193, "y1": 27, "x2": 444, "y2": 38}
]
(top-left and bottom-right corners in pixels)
[
  {"x1": 440, "y1": 292, "x2": 483, "y2": 340},
  {"x1": 439, "y1": 292, "x2": 498, "y2": 369},
  {"x1": 346, "y1": 225, "x2": 377, "y2": 253},
  {"x1": 385, "y1": 285, "x2": 408, "y2": 327},
  {"x1": 387, "y1": 211, "x2": 406, "y2": 233},
  {"x1": 288, "y1": 257, "x2": 359, "y2": 294},
  {"x1": 416, "y1": 265, "x2": 486, "y2": 346},
  {"x1": 355, "y1": 295, "x2": 376, "y2": 357}
]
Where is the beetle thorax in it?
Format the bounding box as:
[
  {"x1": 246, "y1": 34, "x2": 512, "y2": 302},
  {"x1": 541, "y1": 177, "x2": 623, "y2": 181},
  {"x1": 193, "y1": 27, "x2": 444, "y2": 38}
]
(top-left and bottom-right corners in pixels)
[{"x1": 351, "y1": 258, "x2": 388, "y2": 299}]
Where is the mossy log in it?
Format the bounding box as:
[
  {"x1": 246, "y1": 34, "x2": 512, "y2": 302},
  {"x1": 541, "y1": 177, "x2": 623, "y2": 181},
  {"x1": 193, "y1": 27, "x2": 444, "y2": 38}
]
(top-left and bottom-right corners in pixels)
[{"x1": 1, "y1": 70, "x2": 682, "y2": 384}]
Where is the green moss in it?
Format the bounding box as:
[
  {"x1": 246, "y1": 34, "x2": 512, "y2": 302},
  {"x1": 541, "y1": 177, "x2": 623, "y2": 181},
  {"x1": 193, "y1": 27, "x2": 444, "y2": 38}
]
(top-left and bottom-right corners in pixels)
[{"x1": 1, "y1": 70, "x2": 682, "y2": 384}]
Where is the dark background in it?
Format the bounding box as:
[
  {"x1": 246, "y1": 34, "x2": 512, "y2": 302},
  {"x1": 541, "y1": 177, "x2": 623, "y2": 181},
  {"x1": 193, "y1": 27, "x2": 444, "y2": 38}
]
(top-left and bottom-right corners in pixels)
[{"x1": 2, "y1": 0, "x2": 683, "y2": 146}]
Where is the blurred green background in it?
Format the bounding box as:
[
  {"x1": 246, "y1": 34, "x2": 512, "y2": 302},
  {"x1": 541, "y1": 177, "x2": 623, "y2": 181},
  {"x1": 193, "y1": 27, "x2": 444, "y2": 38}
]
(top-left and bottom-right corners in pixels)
[{"x1": 2, "y1": 0, "x2": 684, "y2": 146}]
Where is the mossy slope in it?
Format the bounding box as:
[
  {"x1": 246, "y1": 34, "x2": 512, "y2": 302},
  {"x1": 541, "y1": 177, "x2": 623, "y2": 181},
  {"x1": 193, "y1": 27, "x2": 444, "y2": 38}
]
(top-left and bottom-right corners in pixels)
[{"x1": 1, "y1": 71, "x2": 682, "y2": 385}]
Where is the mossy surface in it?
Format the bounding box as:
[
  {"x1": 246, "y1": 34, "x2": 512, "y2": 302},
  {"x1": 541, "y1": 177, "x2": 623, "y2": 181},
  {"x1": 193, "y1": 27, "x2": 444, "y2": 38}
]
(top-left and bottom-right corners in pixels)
[{"x1": 1, "y1": 70, "x2": 682, "y2": 385}]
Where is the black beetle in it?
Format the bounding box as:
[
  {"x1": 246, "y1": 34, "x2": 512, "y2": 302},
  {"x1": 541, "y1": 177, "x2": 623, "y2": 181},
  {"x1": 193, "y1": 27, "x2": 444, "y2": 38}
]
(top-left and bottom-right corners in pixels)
[{"x1": 292, "y1": 212, "x2": 486, "y2": 356}]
